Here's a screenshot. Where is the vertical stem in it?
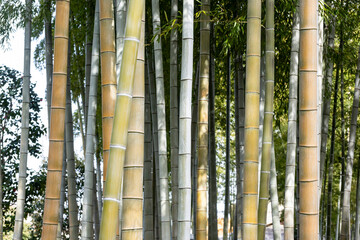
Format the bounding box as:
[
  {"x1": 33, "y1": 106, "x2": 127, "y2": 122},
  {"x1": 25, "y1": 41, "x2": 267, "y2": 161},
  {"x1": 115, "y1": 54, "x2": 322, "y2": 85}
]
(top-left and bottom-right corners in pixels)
[
  {"x1": 270, "y1": 145, "x2": 281, "y2": 240},
  {"x1": 56, "y1": 147, "x2": 67, "y2": 240}
]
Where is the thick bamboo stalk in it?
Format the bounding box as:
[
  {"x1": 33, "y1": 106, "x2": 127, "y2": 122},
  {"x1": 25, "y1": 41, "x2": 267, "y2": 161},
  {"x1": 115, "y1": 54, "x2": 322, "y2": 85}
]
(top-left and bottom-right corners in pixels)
[
  {"x1": 13, "y1": 0, "x2": 31, "y2": 238},
  {"x1": 151, "y1": 0, "x2": 171, "y2": 237},
  {"x1": 121, "y1": 9, "x2": 145, "y2": 240},
  {"x1": 100, "y1": 0, "x2": 116, "y2": 185},
  {"x1": 284, "y1": 7, "x2": 299, "y2": 240},
  {"x1": 196, "y1": 0, "x2": 210, "y2": 239},
  {"x1": 170, "y1": 0, "x2": 179, "y2": 238},
  {"x1": 56, "y1": 147, "x2": 67, "y2": 240},
  {"x1": 299, "y1": 0, "x2": 319, "y2": 238},
  {"x1": 243, "y1": 0, "x2": 261, "y2": 238},
  {"x1": 258, "y1": 0, "x2": 274, "y2": 238},
  {"x1": 41, "y1": 0, "x2": 70, "y2": 238},
  {"x1": 81, "y1": 0, "x2": 100, "y2": 237},
  {"x1": 340, "y1": 46, "x2": 360, "y2": 240},
  {"x1": 178, "y1": 0, "x2": 194, "y2": 239},
  {"x1": 99, "y1": 0, "x2": 144, "y2": 238}
]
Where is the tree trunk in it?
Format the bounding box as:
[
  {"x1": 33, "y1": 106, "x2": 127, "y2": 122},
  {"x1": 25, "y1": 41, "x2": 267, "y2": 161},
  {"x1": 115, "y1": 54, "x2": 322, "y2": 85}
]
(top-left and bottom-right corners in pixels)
[
  {"x1": 41, "y1": 0, "x2": 70, "y2": 238},
  {"x1": 340, "y1": 46, "x2": 360, "y2": 240},
  {"x1": 208, "y1": 22, "x2": 218, "y2": 240},
  {"x1": 13, "y1": 0, "x2": 32, "y2": 237},
  {"x1": 99, "y1": 0, "x2": 144, "y2": 238},
  {"x1": 243, "y1": 0, "x2": 262, "y2": 238},
  {"x1": 284, "y1": 7, "x2": 299, "y2": 240},
  {"x1": 81, "y1": 0, "x2": 100, "y2": 237},
  {"x1": 270, "y1": 145, "x2": 281, "y2": 240},
  {"x1": 178, "y1": 0, "x2": 194, "y2": 239},
  {"x1": 258, "y1": 0, "x2": 274, "y2": 238}
]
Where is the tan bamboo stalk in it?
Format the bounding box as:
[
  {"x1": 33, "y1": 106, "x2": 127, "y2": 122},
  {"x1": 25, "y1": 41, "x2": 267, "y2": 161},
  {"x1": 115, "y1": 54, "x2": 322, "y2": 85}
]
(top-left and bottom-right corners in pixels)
[
  {"x1": 151, "y1": 0, "x2": 171, "y2": 237},
  {"x1": 13, "y1": 0, "x2": 31, "y2": 238},
  {"x1": 100, "y1": 0, "x2": 116, "y2": 185},
  {"x1": 178, "y1": 0, "x2": 194, "y2": 239},
  {"x1": 41, "y1": 0, "x2": 70, "y2": 238},
  {"x1": 242, "y1": 0, "x2": 261, "y2": 238},
  {"x1": 258, "y1": 0, "x2": 274, "y2": 238},
  {"x1": 121, "y1": 9, "x2": 145, "y2": 240},
  {"x1": 299, "y1": 0, "x2": 319, "y2": 238},
  {"x1": 170, "y1": 0, "x2": 179, "y2": 238},
  {"x1": 284, "y1": 7, "x2": 299, "y2": 240},
  {"x1": 340, "y1": 46, "x2": 360, "y2": 240},
  {"x1": 56, "y1": 148, "x2": 67, "y2": 240},
  {"x1": 196, "y1": 0, "x2": 210, "y2": 239},
  {"x1": 81, "y1": 0, "x2": 100, "y2": 237},
  {"x1": 99, "y1": 0, "x2": 144, "y2": 238}
]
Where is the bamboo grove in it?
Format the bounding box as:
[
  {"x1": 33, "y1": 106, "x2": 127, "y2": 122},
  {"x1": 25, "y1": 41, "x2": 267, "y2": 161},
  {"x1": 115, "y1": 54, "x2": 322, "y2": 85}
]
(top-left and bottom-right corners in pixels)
[{"x1": 1, "y1": 0, "x2": 360, "y2": 239}]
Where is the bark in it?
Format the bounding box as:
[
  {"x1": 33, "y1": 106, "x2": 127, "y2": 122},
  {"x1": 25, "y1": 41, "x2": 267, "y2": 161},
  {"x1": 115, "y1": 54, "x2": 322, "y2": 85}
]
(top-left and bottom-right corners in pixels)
[
  {"x1": 178, "y1": 0, "x2": 194, "y2": 239},
  {"x1": 270, "y1": 145, "x2": 281, "y2": 240},
  {"x1": 13, "y1": 0, "x2": 31, "y2": 237},
  {"x1": 81, "y1": 0, "x2": 100, "y2": 237},
  {"x1": 284, "y1": 7, "x2": 299, "y2": 240},
  {"x1": 340, "y1": 46, "x2": 360, "y2": 240}
]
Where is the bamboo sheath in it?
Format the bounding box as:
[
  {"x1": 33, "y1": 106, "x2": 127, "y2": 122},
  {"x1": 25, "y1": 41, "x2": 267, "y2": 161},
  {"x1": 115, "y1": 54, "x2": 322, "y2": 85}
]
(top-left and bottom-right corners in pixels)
[
  {"x1": 258, "y1": 0, "x2": 274, "y2": 238},
  {"x1": 243, "y1": 0, "x2": 261, "y2": 238},
  {"x1": 13, "y1": 0, "x2": 31, "y2": 238},
  {"x1": 196, "y1": 0, "x2": 210, "y2": 239},
  {"x1": 100, "y1": 0, "x2": 116, "y2": 184},
  {"x1": 121, "y1": 9, "x2": 145, "y2": 240},
  {"x1": 41, "y1": 0, "x2": 70, "y2": 238},
  {"x1": 99, "y1": 0, "x2": 144, "y2": 238},
  {"x1": 81, "y1": 0, "x2": 100, "y2": 237},
  {"x1": 284, "y1": 7, "x2": 299, "y2": 240},
  {"x1": 170, "y1": 0, "x2": 179, "y2": 238},
  {"x1": 299, "y1": 0, "x2": 319, "y2": 238},
  {"x1": 151, "y1": 0, "x2": 171, "y2": 238}
]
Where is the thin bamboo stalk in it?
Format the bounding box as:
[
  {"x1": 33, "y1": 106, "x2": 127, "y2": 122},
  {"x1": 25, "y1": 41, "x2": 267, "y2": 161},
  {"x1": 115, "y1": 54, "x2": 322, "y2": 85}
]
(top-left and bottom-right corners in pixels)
[
  {"x1": 99, "y1": 0, "x2": 144, "y2": 238},
  {"x1": 115, "y1": 0, "x2": 126, "y2": 79},
  {"x1": 84, "y1": 1, "x2": 93, "y2": 131},
  {"x1": 270, "y1": 145, "x2": 281, "y2": 240},
  {"x1": 355, "y1": 159, "x2": 360, "y2": 239},
  {"x1": 243, "y1": 0, "x2": 261, "y2": 238},
  {"x1": 299, "y1": 0, "x2": 319, "y2": 238},
  {"x1": 56, "y1": 147, "x2": 67, "y2": 240},
  {"x1": 41, "y1": 0, "x2": 70, "y2": 238},
  {"x1": 45, "y1": 0, "x2": 53, "y2": 129}
]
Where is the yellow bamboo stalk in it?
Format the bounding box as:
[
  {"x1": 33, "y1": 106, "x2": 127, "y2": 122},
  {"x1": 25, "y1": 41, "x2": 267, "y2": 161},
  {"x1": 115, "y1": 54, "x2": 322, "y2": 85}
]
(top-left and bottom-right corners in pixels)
[
  {"x1": 121, "y1": 8, "x2": 145, "y2": 240},
  {"x1": 299, "y1": 0, "x2": 318, "y2": 238},
  {"x1": 100, "y1": 0, "x2": 116, "y2": 184},
  {"x1": 243, "y1": 0, "x2": 261, "y2": 238},
  {"x1": 41, "y1": 0, "x2": 70, "y2": 239},
  {"x1": 99, "y1": 0, "x2": 144, "y2": 238}
]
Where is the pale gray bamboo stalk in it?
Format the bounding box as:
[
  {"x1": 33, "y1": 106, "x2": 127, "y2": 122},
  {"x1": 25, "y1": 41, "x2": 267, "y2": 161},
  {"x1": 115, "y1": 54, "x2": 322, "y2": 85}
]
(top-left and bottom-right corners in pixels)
[
  {"x1": 270, "y1": 145, "x2": 281, "y2": 240},
  {"x1": 258, "y1": 55, "x2": 265, "y2": 175},
  {"x1": 144, "y1": 58, "x2": 154, "y2": 240},
  {"x1": 284, "y1": 8, "x2": 299, "y2": 240},
  {"x1": 178, "y1": 0, "x2": 193, "y2": 239},
  {"x1": 13, "y1": 0, "x2": 31, "y2": 238},
  {"x1": 355, "y1": 161, "x2": 360, "y2": 240},
  {"x1": 93, "y1": 171, "x2": 100, "y2": 240},
  {"x1": 115, "y1": 0, "x2": 126, "y2": 79},
  {"x1": 81, "y1": 0, "x2": 100, "y2": 237},
  {"x1": 151, "y1": 0, "x2": 171, "y2": 237},
  {"x1": 66, "y1": 69, "x2": 80, "y2": 240},
  {"x1": 170, "y1": 0, "x2": 179, "y2": 239},
  {"x1": 56, "y1": 149, "x2": 67, "y2": 240},
  {"x1": 340, "y1": 46, "x2": 360, "y2": 240},
  {"x1": 84, "y1": 2, "x2": 93, "y2": 131},
  {"x1": 45, "y1": 0, "x2": 53, "y2": 129},
  {"x1": 96, "y1": 136, "x2": 103, "y2": 218}
]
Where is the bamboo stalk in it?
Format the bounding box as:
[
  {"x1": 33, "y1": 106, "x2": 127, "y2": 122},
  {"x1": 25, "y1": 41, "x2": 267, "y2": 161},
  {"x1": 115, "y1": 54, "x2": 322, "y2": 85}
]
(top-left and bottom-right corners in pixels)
[
  {"x1": 56, "y1": 147, "x2": 67, "y2": 240},
  {"x1": 99, "y1": 0, "x2": 144, "y2": 238},
  {"x1": 41, "y1": 0, "x2": 70, "y2": 238}
]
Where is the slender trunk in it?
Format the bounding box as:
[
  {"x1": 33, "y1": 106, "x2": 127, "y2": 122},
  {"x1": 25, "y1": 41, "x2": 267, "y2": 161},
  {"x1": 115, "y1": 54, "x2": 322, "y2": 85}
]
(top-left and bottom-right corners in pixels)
[
  {"x1": 144, "y1": 55, "x2": 154, "y2": 240},
  {"x1": 93, "y1": 172, "x2": 100, "y2": 240},
  {"x1": 76, "y1": 98, "x2": 86, "y2": 158},
  {"x1": 326, "y1": 59, "x2": 340, "y2": 240},
  {"x1": 99, "y1": 0, "x2": 144, "y2": 238},
  {"x1": 243, "y1": 0, "x2": 262, "y2": 238},
  {"x1": 208, "y1": 22, "x2": 218, "y2": 240},
  {"x1": 298, "y1": 0, "x2": 319, "y2": 238},
  {"x1": 41, "y1": 0, "x2": 70, "y2": 237},
  {"x1": 95, "y1": 133, "x2": 103, "y2": 217},
  {"x1": 284, "y1": 7, "x2": 299, "y2": 240},
  {"x1": 81, "y1": 0, "x2": 100, "y2": 237},
  {"x1": 170, "y1": 0, "x2": 179, "y2": 238},
  {"x1": 56, "y1": 149, "x2": 67, "y2": 240},
  {"x1": 151, "y1": 0, "x2": 171, "y2": 238},
  {"x1": 223, "y1": 53, "x2": 231, "y2": 240},
  {"x1": 45, "y1": 0, "x2": 53, "y2": 129},
  {"x1": 258, "y1": 0, "x2": 274, "y2": 238},
  {"x1": 115, "y1": 0, "x2": 126, "y2": 79},
  {"x1": 258, "y1": 55, "x2": 265, "y2": 180},
  {"x1": 355, "y1": 159, "x2": 360, "y2": 239},
  {"x1": 340, "y1": 46, "x2": 360, "y2": 240},
  {"x1": 178, "y1": 0, "x2": 194, "y2": 239},
  {"x1": 270, "y1": 145, "x2": 281, "y2": 240},
  {"x1": 84, "y1": 2, "x2": 93, "y2": 131},
  {"x1": 13, "y1": 0, "x2": 31, "y2": 238}
]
